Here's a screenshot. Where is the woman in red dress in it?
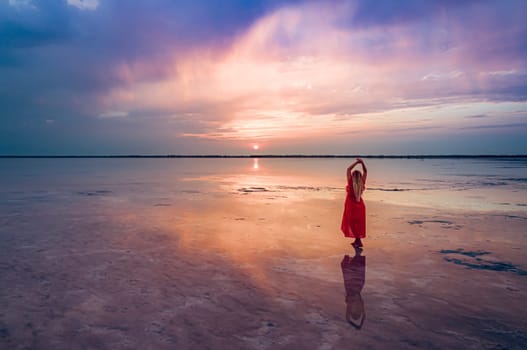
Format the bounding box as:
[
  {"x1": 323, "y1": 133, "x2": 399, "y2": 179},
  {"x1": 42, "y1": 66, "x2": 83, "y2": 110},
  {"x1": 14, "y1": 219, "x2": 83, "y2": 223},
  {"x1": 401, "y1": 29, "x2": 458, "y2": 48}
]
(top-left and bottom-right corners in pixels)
[{"x1": 341, "y1": 158, "x2": 367, "y2": 248}]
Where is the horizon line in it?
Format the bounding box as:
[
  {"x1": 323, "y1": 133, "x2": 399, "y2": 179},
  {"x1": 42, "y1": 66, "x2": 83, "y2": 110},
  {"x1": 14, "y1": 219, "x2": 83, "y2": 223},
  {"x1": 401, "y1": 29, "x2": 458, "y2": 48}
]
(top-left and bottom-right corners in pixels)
[{"x1": 1, "y1": 154, "x2": 526, "y2": 159}]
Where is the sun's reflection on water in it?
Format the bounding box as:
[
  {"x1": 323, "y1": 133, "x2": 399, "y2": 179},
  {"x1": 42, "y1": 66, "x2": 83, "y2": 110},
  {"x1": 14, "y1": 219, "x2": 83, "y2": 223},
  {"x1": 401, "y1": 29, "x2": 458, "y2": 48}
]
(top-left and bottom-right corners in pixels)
[{"x1": 121, "y1": 157, "x2": 346, "y2": 291}]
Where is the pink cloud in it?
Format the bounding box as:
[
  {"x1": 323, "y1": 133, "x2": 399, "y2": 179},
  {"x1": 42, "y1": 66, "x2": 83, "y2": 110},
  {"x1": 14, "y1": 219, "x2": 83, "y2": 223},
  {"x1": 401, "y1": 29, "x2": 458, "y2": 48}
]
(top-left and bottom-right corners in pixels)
[{"x1": 97, "y1": 1, "x2": 527, "y2": 145}]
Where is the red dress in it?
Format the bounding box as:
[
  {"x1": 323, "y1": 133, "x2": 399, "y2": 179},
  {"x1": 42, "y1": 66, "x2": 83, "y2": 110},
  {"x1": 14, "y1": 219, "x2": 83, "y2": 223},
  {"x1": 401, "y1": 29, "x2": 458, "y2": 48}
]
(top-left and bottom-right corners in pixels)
[{"x1": 341, "y1": 182, "x2": 366, "y2": 238}]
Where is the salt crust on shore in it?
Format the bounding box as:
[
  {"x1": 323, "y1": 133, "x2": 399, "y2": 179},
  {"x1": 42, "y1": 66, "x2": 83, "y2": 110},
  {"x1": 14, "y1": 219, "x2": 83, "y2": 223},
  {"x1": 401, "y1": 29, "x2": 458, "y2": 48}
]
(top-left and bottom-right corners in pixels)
[{"x1": 1, "y1": 189, "x2": 526, "y2": 349}]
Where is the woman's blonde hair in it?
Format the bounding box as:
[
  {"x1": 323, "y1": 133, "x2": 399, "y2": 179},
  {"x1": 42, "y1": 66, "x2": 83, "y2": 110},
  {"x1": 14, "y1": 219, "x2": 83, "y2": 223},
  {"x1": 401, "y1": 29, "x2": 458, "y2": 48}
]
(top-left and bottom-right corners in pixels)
[{"x1": 351, "y1": 170, "x2": 363, "y2": 202}]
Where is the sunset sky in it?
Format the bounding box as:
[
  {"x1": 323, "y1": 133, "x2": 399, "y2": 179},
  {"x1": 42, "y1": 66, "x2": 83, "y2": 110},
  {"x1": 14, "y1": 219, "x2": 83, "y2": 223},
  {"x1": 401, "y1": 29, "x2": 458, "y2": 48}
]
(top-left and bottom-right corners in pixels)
[{"x1": 1, "y1": 0, "x2": 526, "y2": 155}]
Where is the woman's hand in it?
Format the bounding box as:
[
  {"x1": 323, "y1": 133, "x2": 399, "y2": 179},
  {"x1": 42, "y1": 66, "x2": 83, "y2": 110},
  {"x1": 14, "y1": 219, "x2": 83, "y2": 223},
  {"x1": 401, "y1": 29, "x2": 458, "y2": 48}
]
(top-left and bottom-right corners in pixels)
[{"x1": 348, "y1": 160, "x2": 359, "y2": 170}]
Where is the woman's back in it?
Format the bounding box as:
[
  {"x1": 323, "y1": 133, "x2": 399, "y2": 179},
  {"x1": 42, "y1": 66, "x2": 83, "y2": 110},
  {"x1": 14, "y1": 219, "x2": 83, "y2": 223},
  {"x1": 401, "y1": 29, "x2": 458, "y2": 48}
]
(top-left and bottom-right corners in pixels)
[{"x1": 351, "y1": 171, "x2": 363, "y2": 202}]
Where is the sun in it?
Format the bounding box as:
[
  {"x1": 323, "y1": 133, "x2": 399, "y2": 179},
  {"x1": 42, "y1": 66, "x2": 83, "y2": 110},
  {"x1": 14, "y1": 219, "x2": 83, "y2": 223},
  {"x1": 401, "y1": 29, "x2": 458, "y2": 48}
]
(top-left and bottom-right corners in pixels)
[{"x1": 252, "y1": 144, "x2": 259, "y2": 150}]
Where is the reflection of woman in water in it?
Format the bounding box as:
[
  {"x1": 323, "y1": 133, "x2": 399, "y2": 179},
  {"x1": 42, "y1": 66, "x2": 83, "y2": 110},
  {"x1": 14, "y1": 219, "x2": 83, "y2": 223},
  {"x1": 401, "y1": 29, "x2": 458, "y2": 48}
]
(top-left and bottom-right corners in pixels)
[
  {"x1": 341, "y1": 249, "x2": 366, "y2": 329},
  {"x1": 341, "y1": 158, "x2": 367, "y2": 248}
]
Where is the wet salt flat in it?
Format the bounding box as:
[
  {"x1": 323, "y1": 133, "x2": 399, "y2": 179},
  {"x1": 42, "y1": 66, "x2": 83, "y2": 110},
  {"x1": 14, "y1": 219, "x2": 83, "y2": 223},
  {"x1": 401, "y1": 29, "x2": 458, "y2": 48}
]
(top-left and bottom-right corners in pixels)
[
  {"x1": 1, "y1": 158, "x2": 526, "y2": 349},
  {"x1": 2, "y1": 157, "x2": 526, "y2": 211}
]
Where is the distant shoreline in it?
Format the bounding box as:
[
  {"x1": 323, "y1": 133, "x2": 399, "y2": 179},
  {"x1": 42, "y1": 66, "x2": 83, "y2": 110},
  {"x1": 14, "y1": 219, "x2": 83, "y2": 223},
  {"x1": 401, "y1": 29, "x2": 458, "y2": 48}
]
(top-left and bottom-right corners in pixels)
[{"x1": 1, "y1": 155, "x2": 526, "y2": 159}]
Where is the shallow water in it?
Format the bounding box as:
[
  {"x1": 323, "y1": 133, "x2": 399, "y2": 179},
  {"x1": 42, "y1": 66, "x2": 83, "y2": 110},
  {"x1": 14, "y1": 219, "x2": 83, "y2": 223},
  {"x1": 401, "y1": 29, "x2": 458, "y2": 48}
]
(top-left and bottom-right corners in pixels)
[
  {"x1": 1, "y1": 157, "x2": 526, "y2": 212},
  {"x1": 1, "y1": 157, "x2": 526, "y2": 349}
]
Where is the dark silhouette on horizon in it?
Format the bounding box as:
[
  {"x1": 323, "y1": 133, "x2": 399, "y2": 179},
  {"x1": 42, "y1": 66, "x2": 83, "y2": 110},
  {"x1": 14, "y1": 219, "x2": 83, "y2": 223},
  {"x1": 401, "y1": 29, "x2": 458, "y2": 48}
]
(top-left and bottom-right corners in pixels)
[{"x1": 1, "y1": 155, "x2": 526, "y2": 159}]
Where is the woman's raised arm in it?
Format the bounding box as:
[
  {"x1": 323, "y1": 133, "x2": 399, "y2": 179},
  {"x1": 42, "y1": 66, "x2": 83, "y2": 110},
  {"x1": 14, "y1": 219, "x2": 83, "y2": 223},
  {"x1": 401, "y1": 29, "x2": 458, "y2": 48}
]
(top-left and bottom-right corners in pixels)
[
  {"x1": 357, "y1": 158, "x2": 367, "y2": 185},
  {"x1": 346, "y1": 160, "x2": 360, "y2": 183}
]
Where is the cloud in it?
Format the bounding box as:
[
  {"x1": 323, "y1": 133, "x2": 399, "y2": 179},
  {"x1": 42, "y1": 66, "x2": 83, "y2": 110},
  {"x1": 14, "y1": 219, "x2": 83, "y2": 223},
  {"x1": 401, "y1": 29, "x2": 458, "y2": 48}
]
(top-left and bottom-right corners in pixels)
[
  {"x1": 7, "y1": 0, "x2": 35, "y2": 10},
  {"x1": 96, "y1": 1, "x2": 527, "y2": 141},
  {"x1": 461, "y1": 122, "x2": 527, "y2": 130},
  {"x1": 464, "y1": 114, "x2": 488, "y2": 119},
  {"x1": 484, "y1": 70, "x2": 519, "y2": 77},
  {"x1": 66, "y1": 0, "x2": 99, "y2": 11},
  {"x1": 421, "y1": 71, "x2": 463, "y2": 81},
  {"x1": 98, "y1": 111, "x2": 129, "y2": 119},
  {"x1": 1, "y1": 0, "x2": 527, "y2": 154}
]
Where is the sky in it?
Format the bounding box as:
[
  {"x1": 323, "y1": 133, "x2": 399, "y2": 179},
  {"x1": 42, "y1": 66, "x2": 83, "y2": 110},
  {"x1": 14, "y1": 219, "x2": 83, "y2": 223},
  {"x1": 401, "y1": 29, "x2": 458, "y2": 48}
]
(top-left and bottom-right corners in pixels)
[{"x1": 1, "y1": 0, "x2": 526, "y2": 155}]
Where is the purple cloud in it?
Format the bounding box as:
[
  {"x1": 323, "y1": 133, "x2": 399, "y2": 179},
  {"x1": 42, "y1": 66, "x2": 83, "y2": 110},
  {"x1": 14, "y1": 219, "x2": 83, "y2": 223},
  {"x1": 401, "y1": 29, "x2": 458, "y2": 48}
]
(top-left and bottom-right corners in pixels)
[{"x1": 1, "y1": 0, "x2": 526, "y2": 154}]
